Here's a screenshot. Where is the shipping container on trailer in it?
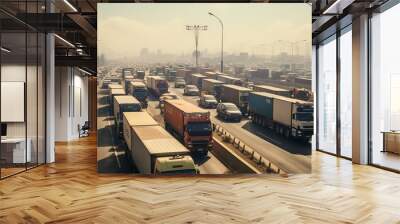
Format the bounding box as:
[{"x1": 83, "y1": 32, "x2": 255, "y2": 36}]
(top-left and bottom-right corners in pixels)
[
  {"x1": 202, "y1": 79, "x2": 224, "y2": 97},
  {"x1": 220, "y1": 84, "x2": 251, "y2": 114},
  {"x1": 123, "y1": 111, "x2": 159, "y2": 152},
  {"x1": 131, "y1": 125, "x2": 196, "y2": 174},
  {"x1": 190, "y1": 73, "x2": 207, "y2": 89},
  {"x1": 253, "y1": 85, "x2": 291, "y2": 97}
]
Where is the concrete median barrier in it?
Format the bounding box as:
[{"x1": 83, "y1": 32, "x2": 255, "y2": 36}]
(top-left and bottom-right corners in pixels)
[{"x1": 212, "y1": 137, "x2": 261, "y2": 174}]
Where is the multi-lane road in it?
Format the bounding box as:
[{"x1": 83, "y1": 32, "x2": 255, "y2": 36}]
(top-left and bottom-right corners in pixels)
[
  {"x1": 97, "y1": 70, "x2": 230, "y2": 174},
  {"x1": 168, "y1": 84, "x2": 311, "y2": 174},
  {"x1": 97, "y1": 67, "x2": 311, "y2": 174}
]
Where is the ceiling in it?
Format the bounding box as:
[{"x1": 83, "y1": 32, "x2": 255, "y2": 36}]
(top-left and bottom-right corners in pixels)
[{"x1": 0, "y1": 0, "x2": 392, "y2": 75}]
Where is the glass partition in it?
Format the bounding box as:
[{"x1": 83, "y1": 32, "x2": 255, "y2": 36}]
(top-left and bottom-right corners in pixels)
[
  {"x1": 1, "y1": 31, "x2": 28, "y2": 177},
  {"x1": 0, "y1": 2, "x2": 46, "y2": 179}
]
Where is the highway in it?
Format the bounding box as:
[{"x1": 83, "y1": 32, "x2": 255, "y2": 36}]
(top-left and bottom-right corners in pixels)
[
  {"x1": 96, "y1": 68, "x2": 230, "y2": 174},
  {"x1": 168, "y1": 84, "x2": 311, "y2": 174}
]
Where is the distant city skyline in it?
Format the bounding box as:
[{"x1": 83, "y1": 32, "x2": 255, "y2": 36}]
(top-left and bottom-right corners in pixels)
[{"x1": 98, "y1": 3, "x2": 311, "y2": 60}]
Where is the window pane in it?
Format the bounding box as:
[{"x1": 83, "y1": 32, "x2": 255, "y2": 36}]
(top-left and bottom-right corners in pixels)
[
  {"x1": 317, "y1": 36, "x2": 337, "y2": 154},
  {"x1": 371, "y1": 4, "x2": 400, "y2": 171},
  {"x1": 340, "y1": 28, "x2": 352, "y2": 158}
]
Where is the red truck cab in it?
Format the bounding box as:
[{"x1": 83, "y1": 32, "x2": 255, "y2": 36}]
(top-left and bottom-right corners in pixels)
[{"x1": 164, "y1": 99, "x2": 213, "y2": 156}]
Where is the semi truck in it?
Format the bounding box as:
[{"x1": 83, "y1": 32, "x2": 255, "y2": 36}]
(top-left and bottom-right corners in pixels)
[
  {"x1": 123, "y1": 75, "x2": 135, "y2": 93},
  {"x1": 220, "y1": 84, "x2": 251, "y2": 114},
  {"x1": 167, "y1": 70, "x2": 177, "y2": 81},
  {"x1": 253, "y1": 85, "x2": 291, "y2": 97},
  {"x1": 294, "y1": 76, "x2": 312, "y2": 89},
  {"x1": 108, "y1": 83, "x2": 123, "y2": 91},
  {"x1": 102, "y1": 79, "x2": 111, "y2": 89},
  {"x1": 135, "y1": 125, "x2": 197, "y2": 175},
  {"x1": 108, "y1": 84, "x2": 125, "y2": 106},
  {"x1": 136, "y1": 70, "x2": 145, "y2": 79},
  {"x1": 113, "y1": 95, "x2": 142, "y2": 134},
  {"x1": 128, "y1": 81, "x2": 148, "y2": 107},
  {"x1": 248, "y1": 91, "x2": 313, "y2": 140},
  {"x1": 216, "y1": 74, "x2": 243, "y2": 86},
  {"x1": 146, "y1": 76, "x2": 169, "y2": 97},
  {"x1": 163, "y1": 99, "x2": 213, "y2": 156},
  {"x1": 203, "y1": 71, "x2": 218, "y2": 80},
  {"x1": 190, "y1": 73, "x2": 207, "y2": 89},
  {"x1": 123, "y1": 112, "x2": 197, "y2": 174},
  {"x1": 202, "y1": 79, "x2": 224, "y2": 98}
]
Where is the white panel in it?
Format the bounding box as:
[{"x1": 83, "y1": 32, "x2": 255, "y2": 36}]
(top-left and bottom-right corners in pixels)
[{"x1": 1, "y1": 82, "x2": 25, "y2": 122}]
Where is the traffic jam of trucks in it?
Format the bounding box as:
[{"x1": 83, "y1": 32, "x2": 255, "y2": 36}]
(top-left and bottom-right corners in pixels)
[{"x1": 100, "y1": 65, "x2": 314, "y2": 174}]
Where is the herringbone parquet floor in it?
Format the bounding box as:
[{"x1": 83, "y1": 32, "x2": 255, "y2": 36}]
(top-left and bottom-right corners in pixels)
[{"x1": 1, "y1": 135, "x2": 400, "y2": 224}]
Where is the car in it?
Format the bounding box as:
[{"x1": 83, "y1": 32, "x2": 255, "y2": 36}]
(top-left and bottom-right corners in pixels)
[
  {"x1": 216, "y1": 103, "x2": 242, "y2": 122},
  {"x1": 184, "y1": 85, "x2": 200, "y2": 96},
  {"x1": 159, "y1": 93, "x2": 179, "y2": 112},
  {"x1": 174, "y1": 79, "x2": 186, "y2": 88},
  {"x1": 198, "y1": 95, "x2": 218, "y2": 108}
]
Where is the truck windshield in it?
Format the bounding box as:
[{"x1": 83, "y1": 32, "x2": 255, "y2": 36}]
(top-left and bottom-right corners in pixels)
[
  {"x1": 122, "y1": 104, "x2": 141, "y2": 112},
  {"x1": 157, "y1": 82, "x2": 168, "y2": 88},
  {"x1": 295, "y1": 113, "x2": 313, "y2": 121},
  {"x1": 240, "y1": 95, "x2": 249, "y2": 102},
  {"x1": 186, "y1": 122, "x2": 212, "y2": 136},
  {"x1": 134, "y1": 88, "x2": 147, "y2": 93}
]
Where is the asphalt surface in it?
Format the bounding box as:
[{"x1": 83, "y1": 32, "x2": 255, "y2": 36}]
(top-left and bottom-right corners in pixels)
[{"x1": 168, "y1": 84, "x2": 311, "y2": 174}]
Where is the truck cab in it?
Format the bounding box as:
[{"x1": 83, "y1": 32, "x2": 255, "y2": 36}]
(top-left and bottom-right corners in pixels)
[
  {"x1": 184, "y1": 119, "x2": 213, "y2": 155},
  {"x1": 154, "y1": 155, "x2": 198, "y2": 175},
  {"x1": 291, "y1": 105, "x2": 314, "y2": 139},
  {"x1": 129, "y1": 81, "x2": 148, "y2": 107},
  {"x1": 114, "y1": 95, "x2": 142, "y2": 135}
]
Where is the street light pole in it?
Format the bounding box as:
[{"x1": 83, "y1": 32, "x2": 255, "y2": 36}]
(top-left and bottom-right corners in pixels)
[
  {"x1": 209, "y1": 12, "x2": 224, "y2": 73},
  {"x1": 186, "y1": 25, "x2": 208, "y2": 71}
]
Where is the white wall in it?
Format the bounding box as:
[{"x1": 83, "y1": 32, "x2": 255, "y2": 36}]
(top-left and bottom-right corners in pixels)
[{"x1": 55, "y1": 67, "x2": 89, "y2": 141}]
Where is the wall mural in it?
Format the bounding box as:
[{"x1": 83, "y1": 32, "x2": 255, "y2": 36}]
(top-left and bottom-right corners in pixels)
[{"x1": 97, "y1": 3, "x2": 312, "y2": 175}]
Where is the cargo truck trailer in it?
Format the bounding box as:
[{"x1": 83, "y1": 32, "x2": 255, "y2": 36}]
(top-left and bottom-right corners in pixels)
[{"x1": 248, "y1": 91, "x2": 313, "y2": 140}]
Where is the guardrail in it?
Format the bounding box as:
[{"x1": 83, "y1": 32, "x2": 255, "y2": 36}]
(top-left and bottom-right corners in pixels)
[{"x1": 212, "y1": 123, "x2": 286, "y2": 175}]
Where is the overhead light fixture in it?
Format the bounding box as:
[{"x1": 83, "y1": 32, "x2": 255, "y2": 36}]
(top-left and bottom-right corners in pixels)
[
  {"x1": 63, "y1": 0, "x2": 78, "y2": 12},
  {"x1": 54, "y1": 34, "x2": 75, "y2": 48},
  {"x1": 1, "y1": 47, "x2": 11, "y2": 53},
  {"x1": 78, "y1": 67, "x2": 93, "y2": 76}
]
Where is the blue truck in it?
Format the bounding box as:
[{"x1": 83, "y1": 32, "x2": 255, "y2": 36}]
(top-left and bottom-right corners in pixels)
[{"x1": 248, "y1": 91, "x2": 313, "y2": 140}]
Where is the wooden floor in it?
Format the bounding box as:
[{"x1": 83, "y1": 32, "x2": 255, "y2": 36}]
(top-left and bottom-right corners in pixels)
[{"x1": 1, "y1": 135, "x2": 400, "y2": 223}]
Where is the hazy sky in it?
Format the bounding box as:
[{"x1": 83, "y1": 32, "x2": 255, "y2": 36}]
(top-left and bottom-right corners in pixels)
[{"x1": 98, "y1": 3, "x2": 311, "y2": 59}]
